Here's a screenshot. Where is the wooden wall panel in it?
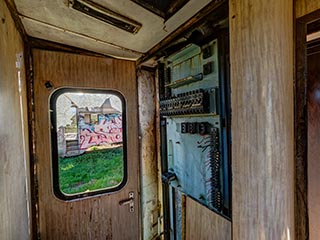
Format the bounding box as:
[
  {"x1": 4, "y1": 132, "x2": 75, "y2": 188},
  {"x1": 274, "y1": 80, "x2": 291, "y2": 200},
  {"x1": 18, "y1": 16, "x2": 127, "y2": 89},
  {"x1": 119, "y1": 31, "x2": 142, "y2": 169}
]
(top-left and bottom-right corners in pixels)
[
  {"x1": 0, "y1": 1, "x2": 31, "y2": 239},
  {"x1": 186, "y1": 197, "x2": 231, "y2": 240},
  {"x1": 296, "y1": 0, "x2": 320, "y2": 18},
  {"x1": 33, "y1": 50, "x2": 139, "y2": 239},
  {"x1": 229, "y1": 0, "x2": 294, "y2": 239}
]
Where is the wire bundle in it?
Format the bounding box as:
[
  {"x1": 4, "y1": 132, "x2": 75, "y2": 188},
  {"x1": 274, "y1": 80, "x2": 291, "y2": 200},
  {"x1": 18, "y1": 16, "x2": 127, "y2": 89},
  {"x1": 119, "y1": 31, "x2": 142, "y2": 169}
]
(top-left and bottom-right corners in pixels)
[{"x1": 198, "y1": 127, "x2": 222, "y2": 210}]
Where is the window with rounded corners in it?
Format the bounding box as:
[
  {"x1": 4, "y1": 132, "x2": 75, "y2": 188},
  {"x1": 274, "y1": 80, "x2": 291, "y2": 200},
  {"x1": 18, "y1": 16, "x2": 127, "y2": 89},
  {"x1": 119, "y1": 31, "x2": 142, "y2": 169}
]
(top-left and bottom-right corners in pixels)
[{"x1": 50, "y1": 88, "x2": 127, "y2": 200}]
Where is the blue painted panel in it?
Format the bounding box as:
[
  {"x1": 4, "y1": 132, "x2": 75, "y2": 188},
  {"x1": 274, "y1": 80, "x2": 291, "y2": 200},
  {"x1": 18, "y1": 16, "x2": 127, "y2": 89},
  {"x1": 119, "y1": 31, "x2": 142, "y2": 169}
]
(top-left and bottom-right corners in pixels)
[
  {"x1": 162, "y1": 39, "x2": 228, "y2": 233},
  {"x1": 166, "y1": 115, "x2": 221, "y2": 209}
]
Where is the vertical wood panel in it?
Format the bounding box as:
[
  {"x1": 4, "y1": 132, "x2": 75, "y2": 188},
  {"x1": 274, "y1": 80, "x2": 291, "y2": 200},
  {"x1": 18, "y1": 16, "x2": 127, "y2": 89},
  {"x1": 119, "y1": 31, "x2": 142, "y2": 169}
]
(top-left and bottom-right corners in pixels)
[
  {"x1": 296, "y1": 0, "x2": 320, "y2": 18},
  {"x1": 33, "y1": 50, "x2": 139, "y2": 239},
  {"x1": 186, "y1": 197, "x2": 231, "y2": 240},
  {"x1": 0, "y1": 1, "x2": 30, "y2": 239},
  {"x1": 229, "y1": 0, "x2": 294, "y2": 239}
]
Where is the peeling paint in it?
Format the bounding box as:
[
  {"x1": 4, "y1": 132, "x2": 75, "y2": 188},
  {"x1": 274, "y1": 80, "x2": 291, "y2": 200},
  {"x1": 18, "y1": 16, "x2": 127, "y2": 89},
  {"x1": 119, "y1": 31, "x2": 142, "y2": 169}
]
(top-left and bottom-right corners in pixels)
[{"x1": 138, "y1": 69, "x2": 159, "y2": 240}]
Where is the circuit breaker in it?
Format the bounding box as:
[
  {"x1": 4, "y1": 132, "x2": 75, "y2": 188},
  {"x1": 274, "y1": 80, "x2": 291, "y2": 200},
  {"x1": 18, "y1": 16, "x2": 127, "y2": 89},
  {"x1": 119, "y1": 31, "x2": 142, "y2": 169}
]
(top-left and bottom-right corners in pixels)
[{"x1": 159, "y1": 38, "x2": 231, "y2": 238}]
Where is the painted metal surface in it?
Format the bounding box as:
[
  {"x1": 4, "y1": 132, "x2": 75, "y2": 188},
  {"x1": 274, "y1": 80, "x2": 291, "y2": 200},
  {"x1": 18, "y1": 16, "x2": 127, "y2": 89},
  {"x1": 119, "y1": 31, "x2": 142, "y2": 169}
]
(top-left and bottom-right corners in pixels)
[
  {"x1": 166, "y1": 115, "x2": 221, "y2": 207},
  {"x1": 161, "y1": 40, "x2": 225, "y2": 210},
  {"x1": 14, "y1": 0, "x2": 212, "y2": 59},
  {"x1": 159, "y1": 38, "x2": 231, "y2": 239},
  {"x1": 79, "y1": 114, "x2": 123, "y2": 150}
]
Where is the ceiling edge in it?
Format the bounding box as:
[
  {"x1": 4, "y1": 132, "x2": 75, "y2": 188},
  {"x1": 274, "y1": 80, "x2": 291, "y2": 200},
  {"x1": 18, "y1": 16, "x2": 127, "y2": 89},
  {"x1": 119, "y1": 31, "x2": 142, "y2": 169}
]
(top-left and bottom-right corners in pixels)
[{"x1": 137, "y1": 0, "x2": 226, "y2": 65}]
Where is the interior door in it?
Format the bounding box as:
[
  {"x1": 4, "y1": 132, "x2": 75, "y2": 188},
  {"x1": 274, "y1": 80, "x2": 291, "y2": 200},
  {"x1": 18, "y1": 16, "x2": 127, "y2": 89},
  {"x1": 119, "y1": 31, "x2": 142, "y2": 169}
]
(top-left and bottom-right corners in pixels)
[
  {"x1": 308, "y1": 38, "x2": 320, "y2": 240},
  {"x1": 33, "y1": 49, "x2": 139, "y2": 239}
]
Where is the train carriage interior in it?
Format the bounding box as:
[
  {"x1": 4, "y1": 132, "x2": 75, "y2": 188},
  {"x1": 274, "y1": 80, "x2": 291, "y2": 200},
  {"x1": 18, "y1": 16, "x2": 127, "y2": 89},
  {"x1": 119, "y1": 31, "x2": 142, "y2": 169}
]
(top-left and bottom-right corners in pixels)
[{"x1": 1, "y1": 0, "x2": 320, "y2": 239}]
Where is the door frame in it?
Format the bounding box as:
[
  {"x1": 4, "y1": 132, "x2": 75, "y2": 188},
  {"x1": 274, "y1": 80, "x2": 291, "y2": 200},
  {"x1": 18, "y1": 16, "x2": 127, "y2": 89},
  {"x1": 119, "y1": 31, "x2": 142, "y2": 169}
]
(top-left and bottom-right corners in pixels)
[
  {"x1": 26, "y1": 43, "x2": 124, "y2": 240},
  {"x1": 295, "y1": 8, "x2": 320, "y2": 240}
]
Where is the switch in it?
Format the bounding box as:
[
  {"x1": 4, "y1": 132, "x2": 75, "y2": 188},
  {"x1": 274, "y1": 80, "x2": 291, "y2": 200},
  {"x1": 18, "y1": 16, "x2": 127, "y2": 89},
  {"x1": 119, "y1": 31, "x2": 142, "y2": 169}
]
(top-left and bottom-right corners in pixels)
[
  {"x1": 181, "y1": 122, "x2": 188, "y2": 133},
  {"x1": 203, "y1": 62, "x2": 213, "y2": 75},
  {"x1": 202, "y1": 46, "x2": 212, "y2": 59},
  {"x1": 188, "y1": 122, "x2": 198, "y2": 134},
  {"x1": 198, "y1": 122, "x2": 208, "y2": 135}
]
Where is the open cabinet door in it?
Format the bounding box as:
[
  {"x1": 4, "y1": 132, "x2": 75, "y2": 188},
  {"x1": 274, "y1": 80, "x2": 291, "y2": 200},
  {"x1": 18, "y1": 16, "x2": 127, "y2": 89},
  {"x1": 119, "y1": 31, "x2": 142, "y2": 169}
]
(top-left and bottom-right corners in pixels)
[
  {"x1": 308, "y1": 38, "x2": 320, "y2": 240},
  {"x1": 33, "y1": 50, "x2": 139, "y2": 239}
]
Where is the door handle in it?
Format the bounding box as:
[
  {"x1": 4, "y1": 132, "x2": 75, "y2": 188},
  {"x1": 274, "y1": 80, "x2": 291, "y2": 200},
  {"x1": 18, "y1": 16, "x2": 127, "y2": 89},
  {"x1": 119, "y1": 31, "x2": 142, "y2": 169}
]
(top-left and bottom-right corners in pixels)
[
  {"x1": 119, "y1": 198, "x2": 133, "y2": 206},
  {"x1": 119, "y1": 192, "x2": 134, "y2": 212}
]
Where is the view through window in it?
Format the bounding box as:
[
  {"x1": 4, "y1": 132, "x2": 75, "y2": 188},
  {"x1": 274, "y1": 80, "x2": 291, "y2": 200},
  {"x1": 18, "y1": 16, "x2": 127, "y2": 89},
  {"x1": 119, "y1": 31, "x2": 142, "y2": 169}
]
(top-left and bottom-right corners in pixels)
[{"x1": 51, "y1": 90, "x2": 126, "y2": 199}]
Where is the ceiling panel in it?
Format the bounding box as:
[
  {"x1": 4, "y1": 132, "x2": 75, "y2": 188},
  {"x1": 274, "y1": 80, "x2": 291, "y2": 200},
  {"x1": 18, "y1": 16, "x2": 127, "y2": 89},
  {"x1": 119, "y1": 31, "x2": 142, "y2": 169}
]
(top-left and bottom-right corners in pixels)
[
  {"x1": 14, "y1": 0, "x2": 212, "y2": 59},
  {"x1": 21, "y1": 17, "x2": 142, "y2": 60}
]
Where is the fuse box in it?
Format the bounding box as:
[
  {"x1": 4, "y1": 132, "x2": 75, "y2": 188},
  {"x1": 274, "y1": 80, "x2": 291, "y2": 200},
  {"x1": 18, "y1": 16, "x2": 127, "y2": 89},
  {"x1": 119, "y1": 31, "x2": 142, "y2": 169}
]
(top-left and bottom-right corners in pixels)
[{"x1": 159, "y1": 38, "x2": 231, "y2": 226}]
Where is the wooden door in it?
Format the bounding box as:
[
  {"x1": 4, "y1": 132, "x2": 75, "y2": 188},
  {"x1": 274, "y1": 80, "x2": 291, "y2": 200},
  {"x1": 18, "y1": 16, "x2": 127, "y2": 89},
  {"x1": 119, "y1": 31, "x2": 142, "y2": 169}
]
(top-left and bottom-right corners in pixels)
[
  {"x1": 33, "y1": 50, "x2": 140, "y2": 239},
  {"x1": 308, "y1": 40, "x2": 320, "y2": 240}
]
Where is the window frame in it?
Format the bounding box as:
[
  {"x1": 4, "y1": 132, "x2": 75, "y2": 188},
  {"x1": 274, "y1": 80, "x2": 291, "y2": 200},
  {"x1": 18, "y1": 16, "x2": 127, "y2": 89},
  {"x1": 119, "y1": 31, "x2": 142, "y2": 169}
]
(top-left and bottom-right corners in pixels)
[{"x1": 50, "y1": 88, "x2": 128, "y2": 201}]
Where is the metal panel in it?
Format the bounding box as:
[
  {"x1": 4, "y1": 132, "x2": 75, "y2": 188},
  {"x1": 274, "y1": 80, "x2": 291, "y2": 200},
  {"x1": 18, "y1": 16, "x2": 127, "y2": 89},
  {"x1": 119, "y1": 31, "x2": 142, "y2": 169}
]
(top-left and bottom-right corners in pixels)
[{"x1": 159, "y1": 38, "x2": 231, "y2": 239}]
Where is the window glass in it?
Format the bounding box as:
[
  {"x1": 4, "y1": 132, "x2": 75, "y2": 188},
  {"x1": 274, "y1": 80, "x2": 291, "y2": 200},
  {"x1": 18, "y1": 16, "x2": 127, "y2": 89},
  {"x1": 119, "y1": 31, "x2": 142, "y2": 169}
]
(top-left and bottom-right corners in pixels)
[{"x1": 51, "y1": 89, "x2": 127, "y2": 199}]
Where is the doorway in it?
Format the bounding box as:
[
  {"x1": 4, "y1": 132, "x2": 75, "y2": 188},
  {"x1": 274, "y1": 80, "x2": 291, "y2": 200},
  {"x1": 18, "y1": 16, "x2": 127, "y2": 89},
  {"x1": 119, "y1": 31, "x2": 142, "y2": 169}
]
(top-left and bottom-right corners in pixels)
[
  {"x1": 296, "y1": 9, "x2": 320, "y2": 240},
  {"x1": 307, "y1": 36, "x2": 320, "y2": 240}
]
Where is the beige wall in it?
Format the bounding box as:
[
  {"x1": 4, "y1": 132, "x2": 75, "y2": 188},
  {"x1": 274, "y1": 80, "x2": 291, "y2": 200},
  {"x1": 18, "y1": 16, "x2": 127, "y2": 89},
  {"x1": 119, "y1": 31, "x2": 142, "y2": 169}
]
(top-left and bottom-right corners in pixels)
[
  {"x1": 0, "y1": 1, "x2": 30, "y2": 239},
  {"x1": 230, "y1": 0, "x2": 294, "y2": 239},
  {"x1": 138, "y1": 69, "x2": 159, "y2": 240},
  {"x1": 296, "y1": 0, "x2": 320, "y2": 18}
]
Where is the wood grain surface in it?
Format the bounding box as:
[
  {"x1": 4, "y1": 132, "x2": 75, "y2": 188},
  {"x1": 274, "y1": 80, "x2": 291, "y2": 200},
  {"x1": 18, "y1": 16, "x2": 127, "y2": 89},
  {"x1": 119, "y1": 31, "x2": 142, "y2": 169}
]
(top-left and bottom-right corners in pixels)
[
  {"x1": 0, "y1": 1, "x2": 31, "y2": 239},
  {"x1": 33, "y1": 50, "x2": 139, "y2": 239},
  {"x1": 296, "y1": 0, "x2": 320, "y2": 18},
  {"x1": 230, "y1": 0, "x2": 294, "y2": 239},
  {"x1": 185, "y1": 197, "x2": 231, "y2": 240}
]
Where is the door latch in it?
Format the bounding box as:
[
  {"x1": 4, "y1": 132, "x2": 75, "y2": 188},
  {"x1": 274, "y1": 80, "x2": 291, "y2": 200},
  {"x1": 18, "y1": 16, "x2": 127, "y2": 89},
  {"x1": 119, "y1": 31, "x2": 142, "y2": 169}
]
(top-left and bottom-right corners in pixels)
[{"x1": 119, "y1": 191, "x2": 134, "y2": 212}]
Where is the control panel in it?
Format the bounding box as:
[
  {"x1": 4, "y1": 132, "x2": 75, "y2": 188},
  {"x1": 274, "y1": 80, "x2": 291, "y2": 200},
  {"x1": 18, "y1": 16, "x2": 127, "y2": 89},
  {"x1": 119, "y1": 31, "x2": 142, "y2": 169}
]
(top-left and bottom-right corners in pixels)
[{"x1": 159, "y1": 39, "x2": 230, "y2": 222}]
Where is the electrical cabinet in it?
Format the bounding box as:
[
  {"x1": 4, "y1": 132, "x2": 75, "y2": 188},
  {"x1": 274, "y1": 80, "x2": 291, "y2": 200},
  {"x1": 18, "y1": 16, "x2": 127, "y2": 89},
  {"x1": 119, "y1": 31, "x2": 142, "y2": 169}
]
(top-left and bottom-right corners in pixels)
[{"x1": 159, "y1": 37, "x2": 231, "y2": 239}]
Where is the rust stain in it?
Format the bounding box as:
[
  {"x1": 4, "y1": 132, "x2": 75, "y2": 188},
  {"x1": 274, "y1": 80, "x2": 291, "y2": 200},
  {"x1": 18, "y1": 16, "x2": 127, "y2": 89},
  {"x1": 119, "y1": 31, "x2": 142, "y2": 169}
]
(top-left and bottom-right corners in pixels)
[{"x1": 138, "y1": 69, "x2": 159, "y2": 239}]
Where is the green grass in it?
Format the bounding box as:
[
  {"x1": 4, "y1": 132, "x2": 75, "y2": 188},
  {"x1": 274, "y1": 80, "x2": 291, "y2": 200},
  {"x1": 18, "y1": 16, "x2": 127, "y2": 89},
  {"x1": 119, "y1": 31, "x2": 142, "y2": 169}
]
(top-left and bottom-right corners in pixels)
[{"x1": 59, "y1": 147, "x2": 124, "y2": 195}]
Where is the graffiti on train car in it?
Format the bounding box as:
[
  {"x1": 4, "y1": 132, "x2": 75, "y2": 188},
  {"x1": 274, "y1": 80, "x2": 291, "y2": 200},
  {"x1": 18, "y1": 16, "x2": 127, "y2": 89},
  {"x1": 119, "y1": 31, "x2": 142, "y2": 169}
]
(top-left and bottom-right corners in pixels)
[
  {"x1": 56, "y1": 95, "x2": 123, "y2": 157},
  {"x1": 79, "y1": 113, "x2": 123, "y2": 150}
]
